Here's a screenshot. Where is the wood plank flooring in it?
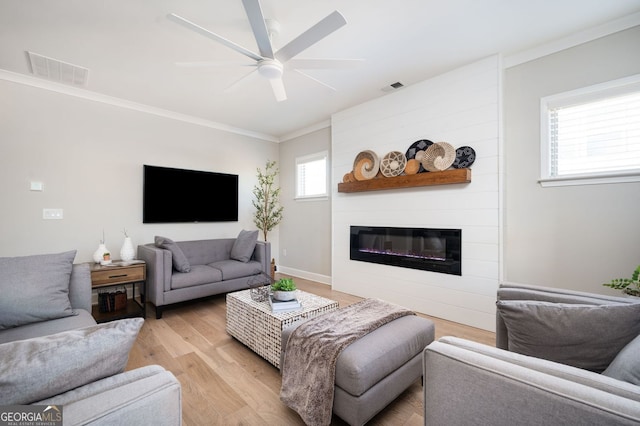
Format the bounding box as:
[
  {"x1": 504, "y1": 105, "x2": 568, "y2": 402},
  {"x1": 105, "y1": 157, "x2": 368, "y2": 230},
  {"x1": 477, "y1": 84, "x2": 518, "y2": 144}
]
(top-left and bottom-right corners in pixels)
[{"x1": 126, "y1": 275, "x2": 495, "y2": 425}]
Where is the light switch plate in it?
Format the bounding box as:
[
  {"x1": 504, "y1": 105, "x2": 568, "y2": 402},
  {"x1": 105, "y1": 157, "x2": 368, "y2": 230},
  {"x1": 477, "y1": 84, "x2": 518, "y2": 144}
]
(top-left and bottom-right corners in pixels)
[
  {"x1": 30, "y1": 181, "x2": 44, "y2": 191},
  {"x1": 43, "y1": 208, "x2": 63, "y2": 219}
]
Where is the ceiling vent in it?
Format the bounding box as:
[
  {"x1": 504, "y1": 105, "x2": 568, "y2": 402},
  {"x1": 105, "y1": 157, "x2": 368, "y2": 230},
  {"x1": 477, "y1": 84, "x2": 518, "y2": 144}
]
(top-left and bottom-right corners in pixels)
[
  {"x1": 381, "y1": 81, "x2": 404, "y2": 92},
  {"x1": 27, "y1": 51, "x2": 89, "y2": 87}
]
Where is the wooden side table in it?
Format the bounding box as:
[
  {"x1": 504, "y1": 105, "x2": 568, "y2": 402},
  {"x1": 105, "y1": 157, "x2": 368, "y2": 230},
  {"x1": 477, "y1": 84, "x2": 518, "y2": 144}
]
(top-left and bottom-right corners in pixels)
[{"x1": 89, "y1": 260, "x2": 146, "y2": 323}]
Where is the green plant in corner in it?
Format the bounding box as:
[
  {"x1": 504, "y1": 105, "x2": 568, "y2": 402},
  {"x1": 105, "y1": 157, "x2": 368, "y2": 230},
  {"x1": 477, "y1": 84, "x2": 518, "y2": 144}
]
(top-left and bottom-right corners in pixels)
[
  {"x1": 603, "y1": 265, "x2": 640, "y2": 297},
  {"x1": 271, "y1": 277, "x2": 296, "y2": 292},
  {"x1": 252, "y1": 160, "x2": 284, "y2": 242}
]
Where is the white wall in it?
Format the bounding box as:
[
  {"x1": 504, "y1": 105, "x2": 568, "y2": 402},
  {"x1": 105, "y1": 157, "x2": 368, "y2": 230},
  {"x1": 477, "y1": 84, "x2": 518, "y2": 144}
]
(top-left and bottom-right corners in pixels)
[
  {"x1": 278, "y1": 127, "x2": 332, "y2": 283},
  {"x1": 503, "y1": 26, "x2": 640, "y2": 294},
  {"x1": 0, "y1": 79, "x2": 278, "y2": 262},
  {"x1": 332, "y1": 56, "x2": 501, "y2": 331}
]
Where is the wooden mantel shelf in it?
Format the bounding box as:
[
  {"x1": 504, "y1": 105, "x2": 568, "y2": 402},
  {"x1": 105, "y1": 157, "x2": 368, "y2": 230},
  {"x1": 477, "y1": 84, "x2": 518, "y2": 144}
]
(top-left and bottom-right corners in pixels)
[{"x1": 337, "y1": 168, "x2": 471, "y2": 193}]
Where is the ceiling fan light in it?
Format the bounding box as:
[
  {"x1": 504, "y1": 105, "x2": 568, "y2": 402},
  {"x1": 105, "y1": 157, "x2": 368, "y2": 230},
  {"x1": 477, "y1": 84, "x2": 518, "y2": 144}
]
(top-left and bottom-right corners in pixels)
[{"x1": 258, "y1": 60, "x2": 283, "y2": 80}]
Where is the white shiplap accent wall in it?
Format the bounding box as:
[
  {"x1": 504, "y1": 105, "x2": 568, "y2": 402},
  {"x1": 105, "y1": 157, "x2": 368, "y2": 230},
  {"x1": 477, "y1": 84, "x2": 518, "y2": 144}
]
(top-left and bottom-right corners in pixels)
[{"x1": 331, "y1": 56, "x2": 501, "y2": 331}]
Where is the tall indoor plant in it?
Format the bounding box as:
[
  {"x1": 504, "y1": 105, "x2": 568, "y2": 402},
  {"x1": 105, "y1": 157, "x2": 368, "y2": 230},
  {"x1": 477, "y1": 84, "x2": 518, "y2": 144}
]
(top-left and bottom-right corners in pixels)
[{"x1": 252, "y1": 160, "x2": 284, "y2": 242}]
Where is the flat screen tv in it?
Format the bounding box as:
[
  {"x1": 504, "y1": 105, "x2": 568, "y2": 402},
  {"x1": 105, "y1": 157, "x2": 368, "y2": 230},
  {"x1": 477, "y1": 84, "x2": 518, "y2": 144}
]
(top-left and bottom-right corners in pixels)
[{"x1": 143, "y1": 165, "x2": 238, "y2": 223}]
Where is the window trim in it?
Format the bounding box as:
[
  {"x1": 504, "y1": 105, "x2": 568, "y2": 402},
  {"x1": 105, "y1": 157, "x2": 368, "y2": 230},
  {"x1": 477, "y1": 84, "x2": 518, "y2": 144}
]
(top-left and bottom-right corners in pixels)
[
  {"x1": 295, "y1": 150, "x2": 329, "y2": 200},
  {"x1": 539, "y1": 73, "x2": 640, "y2": 187}
]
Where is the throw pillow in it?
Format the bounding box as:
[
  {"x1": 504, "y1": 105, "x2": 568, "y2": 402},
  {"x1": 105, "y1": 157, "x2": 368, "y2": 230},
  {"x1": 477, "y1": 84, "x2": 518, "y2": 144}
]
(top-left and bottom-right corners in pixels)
[
  {"x1": 0, "y1": 317, "x2": 144, "y2": 405},
  {"x1": 602, "y1": 333, "x2": 640, "y2": 385},
  {"x1": 497, "y1": 300, "x2": 640, "y2": 372},
  {"x1": 155, "y1": 236, "x2": 191, "y2": 272},
  {"x1": 230, "y1": 229, "x2": 259, "y2": 263},
  {"x1": 0, "y1": 250, "x2": 77, "y2": 330}
]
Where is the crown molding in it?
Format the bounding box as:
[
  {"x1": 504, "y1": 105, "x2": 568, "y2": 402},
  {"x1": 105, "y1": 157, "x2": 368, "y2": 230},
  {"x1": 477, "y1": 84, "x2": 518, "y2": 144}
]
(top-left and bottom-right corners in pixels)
[
  {"x1": 504, "y1": 12, "x2": 640, "y2": 69},
  {"x1": 0, "y1": 69, "x2": 279, "y2": 143},
  {"x1": 279, "y1": 119, "x2": 331, "y2": 142}
]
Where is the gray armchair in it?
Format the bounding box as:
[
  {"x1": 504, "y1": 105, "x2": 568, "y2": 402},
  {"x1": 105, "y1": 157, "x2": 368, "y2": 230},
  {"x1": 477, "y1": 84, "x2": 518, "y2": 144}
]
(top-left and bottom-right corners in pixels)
[{"x1": 423, "y1": 283, "x2": 640, "y2": 425}]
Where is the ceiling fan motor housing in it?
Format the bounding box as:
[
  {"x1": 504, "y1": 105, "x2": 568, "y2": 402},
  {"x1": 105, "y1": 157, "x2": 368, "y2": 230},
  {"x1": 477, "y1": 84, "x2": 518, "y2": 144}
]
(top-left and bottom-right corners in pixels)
[{"x1": 258, "y1": 59, "x2": 283, "y2": 80}]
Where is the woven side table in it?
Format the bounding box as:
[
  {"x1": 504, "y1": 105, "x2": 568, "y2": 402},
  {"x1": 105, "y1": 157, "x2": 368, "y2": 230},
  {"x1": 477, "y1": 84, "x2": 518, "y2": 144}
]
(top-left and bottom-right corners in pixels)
[{"x1": 226, "y1": 289, "x2": 339, "y2": 368}]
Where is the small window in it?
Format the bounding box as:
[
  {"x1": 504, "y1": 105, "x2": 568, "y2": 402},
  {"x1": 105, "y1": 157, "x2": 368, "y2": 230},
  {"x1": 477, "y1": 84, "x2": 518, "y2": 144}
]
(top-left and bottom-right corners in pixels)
[
  {"x1": 540, "y1": 74, "x2": 640, "y2": 186},
  {"x1": 296, "y1": 151, "x2": 328, "y2": 199}
]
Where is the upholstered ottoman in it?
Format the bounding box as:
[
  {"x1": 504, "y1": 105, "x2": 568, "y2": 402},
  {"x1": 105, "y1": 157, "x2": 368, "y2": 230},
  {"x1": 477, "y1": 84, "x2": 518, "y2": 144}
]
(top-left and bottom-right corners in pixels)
[{"x1": 281, "y1": 314, "x2": 435, "y2": 426}]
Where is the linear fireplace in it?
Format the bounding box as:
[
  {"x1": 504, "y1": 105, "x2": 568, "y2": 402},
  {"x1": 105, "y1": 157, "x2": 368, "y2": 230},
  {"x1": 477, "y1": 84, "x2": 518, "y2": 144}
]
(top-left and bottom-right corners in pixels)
[{"x1": 350, "y1": 226, "x2": 462, "y2": 275}]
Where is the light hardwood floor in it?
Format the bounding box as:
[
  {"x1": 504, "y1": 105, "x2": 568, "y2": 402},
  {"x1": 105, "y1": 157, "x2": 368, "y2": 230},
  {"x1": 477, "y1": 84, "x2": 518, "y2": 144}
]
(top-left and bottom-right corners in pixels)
[{"x1": 126, "y1": 275, "x2": 495, "y2": 425}]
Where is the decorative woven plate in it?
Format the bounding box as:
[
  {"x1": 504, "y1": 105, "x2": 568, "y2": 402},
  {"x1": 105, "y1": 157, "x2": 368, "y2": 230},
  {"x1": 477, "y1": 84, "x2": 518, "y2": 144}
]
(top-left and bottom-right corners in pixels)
[
  {"x1": 421, "y1": 142, "x2": 456, "y2": 171},
  {"x1": 380, "y1": 151, "x2": 407, "y2": 177},
  {"x1": 405, "y1": 139, "x2": 432, "y2": 173},
  {"x1": 452, "y1": 146, "x2": 476, "y2": 168},
  {"x1": 352, "y1": 150, "x2": 380, "y2": 180}
]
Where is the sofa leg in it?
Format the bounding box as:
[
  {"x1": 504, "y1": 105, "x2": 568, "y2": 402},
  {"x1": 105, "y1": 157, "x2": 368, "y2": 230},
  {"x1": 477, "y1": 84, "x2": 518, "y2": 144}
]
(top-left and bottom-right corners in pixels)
[{"x1": 156, "y1": 306, "x2": 163, "y2": 320}]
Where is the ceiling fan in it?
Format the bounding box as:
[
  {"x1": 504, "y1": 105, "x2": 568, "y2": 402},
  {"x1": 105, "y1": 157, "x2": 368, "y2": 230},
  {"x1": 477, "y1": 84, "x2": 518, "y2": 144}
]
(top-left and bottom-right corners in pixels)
[{"x1": 167, "y1": 0, "x2": 361, "y2": 102}]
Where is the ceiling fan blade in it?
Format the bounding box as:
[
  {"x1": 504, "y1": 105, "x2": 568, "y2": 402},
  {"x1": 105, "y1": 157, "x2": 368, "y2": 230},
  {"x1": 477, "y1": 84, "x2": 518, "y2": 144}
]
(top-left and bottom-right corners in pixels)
[
  {"x1": 293, "y1": 69, "x2": 336, "y2": 91},
  {"x1": 241, "y1": 0, "x2": 275, "y2": 59},
  {"x1": 175, "y1": 61, "x2": 255, "y2": 68},
  {"x1": 269, "y1": 78, "x2": 287, "y2": 102},
  {"x1": 288, "y1": 58, "x2": 364, "y2": 69},
  {"x1": 167, "y1": 13, "x2": 263, "y2": 62},
  {"x1": 223, "y1": 68, "x2": 260, "y2": 93},
  {"x1": 275, "y1": 10, "x2": 347, "y2": 63}
]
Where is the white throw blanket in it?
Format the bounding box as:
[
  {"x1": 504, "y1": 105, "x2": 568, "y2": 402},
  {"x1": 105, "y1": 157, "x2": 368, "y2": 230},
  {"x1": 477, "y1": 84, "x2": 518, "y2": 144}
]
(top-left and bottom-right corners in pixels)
[{"x1": 280, "y1": 298, "x2": 414, "y2": 426}]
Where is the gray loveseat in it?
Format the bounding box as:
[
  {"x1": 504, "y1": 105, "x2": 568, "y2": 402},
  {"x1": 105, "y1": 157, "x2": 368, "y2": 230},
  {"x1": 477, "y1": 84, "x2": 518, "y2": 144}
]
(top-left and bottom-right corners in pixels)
[
  {"x1": 138, "y1": 234, "x2": 271, "y2": 318},
  {"x1": 0, "y1": 251, "x2": 181, "y2": 425},
  {"x1": 423, "y1": 283, "x2": 640, "y2": 425}
]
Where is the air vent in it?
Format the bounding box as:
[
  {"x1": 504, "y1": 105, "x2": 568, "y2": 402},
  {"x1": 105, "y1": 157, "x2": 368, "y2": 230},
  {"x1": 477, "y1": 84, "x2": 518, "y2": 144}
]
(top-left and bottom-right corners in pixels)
[
  {"x1": 27, "y1": 51, "x2": 89, "y2": 87},
  {"x1": 381, "y1": 81, "x2": 404, "y2": 92}
]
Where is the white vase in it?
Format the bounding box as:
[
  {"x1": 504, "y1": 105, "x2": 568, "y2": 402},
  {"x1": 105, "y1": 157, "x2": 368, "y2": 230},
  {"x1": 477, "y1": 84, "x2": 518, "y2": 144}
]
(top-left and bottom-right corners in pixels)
[
  {"x1": 93, "y1": 243, "x2": 109, "y2": 263},
  {"x1": 120, "y1": 237, "x2": 135, "y2": 261}
]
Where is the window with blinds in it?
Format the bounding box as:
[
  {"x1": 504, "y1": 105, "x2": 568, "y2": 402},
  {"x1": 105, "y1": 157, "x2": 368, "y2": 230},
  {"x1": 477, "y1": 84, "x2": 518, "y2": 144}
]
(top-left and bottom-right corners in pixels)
[
  {"x1": 295, "y1": 151, "x2": 328, "y2": 199},
  {"x1": 540, "y1": 75, "x2": 640, "y2": 186}
]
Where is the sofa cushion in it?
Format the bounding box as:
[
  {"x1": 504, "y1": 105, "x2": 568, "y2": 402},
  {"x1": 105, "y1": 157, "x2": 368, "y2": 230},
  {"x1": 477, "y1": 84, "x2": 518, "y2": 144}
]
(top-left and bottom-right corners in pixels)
[
  {"x1": 230, "y1": 229, "x2": 258, "y2": 263},
  {"x1": 0, "y1": 250, "x2": 77, "y2": 330},
  {"x1": 0, "y1": 317, "x2": 143, "y2": 405},
  {"x1": 497, "y1": 300, "x2": 640, "y2": 372},
  {"x1": 209, "y1": 259, "x2": 262, "y2": 281},
  {"x1": 171, "y1": 264, "x2": 222, "y2": 290},
  {"x1": 602, "y1": 333, "x2": 640, "y2": 385},
  {"x1": 155, "y1": 236, "x2": 191, "y2": 272}
]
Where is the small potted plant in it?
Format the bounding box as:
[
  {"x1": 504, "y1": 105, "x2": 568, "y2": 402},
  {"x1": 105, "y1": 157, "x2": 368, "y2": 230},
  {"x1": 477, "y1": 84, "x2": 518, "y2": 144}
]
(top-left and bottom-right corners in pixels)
[
  {"x1": 603, "y1": 265, "x2": 640, "y2": 297},
  {"x1": 271, "y1": 277, "x2": 297, "y2": 301}
]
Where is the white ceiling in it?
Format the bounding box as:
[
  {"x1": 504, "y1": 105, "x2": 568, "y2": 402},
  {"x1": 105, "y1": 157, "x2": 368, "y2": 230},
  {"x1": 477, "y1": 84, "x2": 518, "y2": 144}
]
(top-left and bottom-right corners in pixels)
[{"x1": 2, "y1": 0, "x2": 640, "y2": 140}]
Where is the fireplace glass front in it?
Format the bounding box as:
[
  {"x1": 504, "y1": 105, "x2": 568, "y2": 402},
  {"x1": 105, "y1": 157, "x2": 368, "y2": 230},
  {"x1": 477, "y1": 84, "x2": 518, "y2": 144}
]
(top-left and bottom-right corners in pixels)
[{"x1": 350, "y1": 226, "x2": 461, "y2": 275}]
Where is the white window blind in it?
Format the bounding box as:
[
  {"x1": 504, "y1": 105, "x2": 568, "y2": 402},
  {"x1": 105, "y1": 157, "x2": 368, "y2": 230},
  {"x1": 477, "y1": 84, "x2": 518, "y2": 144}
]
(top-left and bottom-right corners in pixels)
[
  {"x1": 540, "y1": 74, "x2": 640, "y2": 186},
  {"x1": 296, "y1": 151, "x2": 328, "y2": 199}
]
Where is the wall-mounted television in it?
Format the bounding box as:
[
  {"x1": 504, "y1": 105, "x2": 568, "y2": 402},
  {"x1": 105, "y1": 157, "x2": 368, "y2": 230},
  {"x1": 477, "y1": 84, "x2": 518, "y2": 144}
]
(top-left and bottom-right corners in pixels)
[{"x1": 143, "y1": 165, "x2": 238, "y2": 223}]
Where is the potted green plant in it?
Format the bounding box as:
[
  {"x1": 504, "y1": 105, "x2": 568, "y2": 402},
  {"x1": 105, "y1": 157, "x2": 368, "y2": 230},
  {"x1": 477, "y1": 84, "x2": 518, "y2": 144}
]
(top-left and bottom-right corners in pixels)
[
  {"x1": 271, "y1": 277, "x2": 297, "y2": 301},
  {"x1": 603, "y1": 265, "x2": 640, "y2": 297}
]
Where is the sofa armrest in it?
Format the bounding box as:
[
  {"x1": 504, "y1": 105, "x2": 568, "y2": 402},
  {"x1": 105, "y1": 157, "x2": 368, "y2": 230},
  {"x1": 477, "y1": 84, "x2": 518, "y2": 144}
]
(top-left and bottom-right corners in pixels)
[
  {"x1": 423, "y1": 337, "x2": 640, "y2": 426},
  {"x1": 69, "y1": 263, "x2": 92, "y2": 312},
  {"x1": 252, "y1": 241, "x2": 271, "y2": 276},
  {"x1": 36, "y1": 365, "x2": 181, "y2": 425},
  {"x1": 137, "y1": 244, "x2": 172, "y2": 307}
]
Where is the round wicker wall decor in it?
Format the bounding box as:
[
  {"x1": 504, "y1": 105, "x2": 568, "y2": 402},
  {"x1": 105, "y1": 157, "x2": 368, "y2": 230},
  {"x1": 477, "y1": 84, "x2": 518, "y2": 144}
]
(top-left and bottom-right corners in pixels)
[{"x1": 380, "y1": 151, "x2": 407, "y2": 177}]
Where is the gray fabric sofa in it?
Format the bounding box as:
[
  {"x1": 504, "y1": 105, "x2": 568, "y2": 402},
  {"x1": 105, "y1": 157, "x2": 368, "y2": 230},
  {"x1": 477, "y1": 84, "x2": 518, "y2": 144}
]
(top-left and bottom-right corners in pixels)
[
  {"x1": 138, "y1": 236, "x2": 271, "y2": 318},
  {"x1": 422, "y1": 283, "x2": 640, "y2": 425},
  {"x1": 0, "y1": 252, "x2": 182, "y2": 425}
]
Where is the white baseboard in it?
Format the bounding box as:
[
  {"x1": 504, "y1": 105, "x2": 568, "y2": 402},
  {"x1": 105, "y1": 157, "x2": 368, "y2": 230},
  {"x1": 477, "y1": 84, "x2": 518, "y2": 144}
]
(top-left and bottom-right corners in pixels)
[{"x1": 276, "y1": 266, "x2": 332, "y2": 286}]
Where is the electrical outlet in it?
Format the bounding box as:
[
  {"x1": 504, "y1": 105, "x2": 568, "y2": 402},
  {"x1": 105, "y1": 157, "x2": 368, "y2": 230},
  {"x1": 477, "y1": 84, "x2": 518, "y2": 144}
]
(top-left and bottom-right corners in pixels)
[
  {"x1": 43, "y1": 208, "x2": 63, "y2": 219},
  {"x1": 283, "y1": 248, "x2": 287, "y2": 256}
]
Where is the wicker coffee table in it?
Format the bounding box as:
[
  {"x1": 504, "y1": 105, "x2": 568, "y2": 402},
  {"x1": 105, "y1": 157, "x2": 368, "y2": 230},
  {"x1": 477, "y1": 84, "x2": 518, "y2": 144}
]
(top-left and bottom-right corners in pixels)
[{"x1": 226, "y1": 289, "x2": 339, "y2": 368}]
